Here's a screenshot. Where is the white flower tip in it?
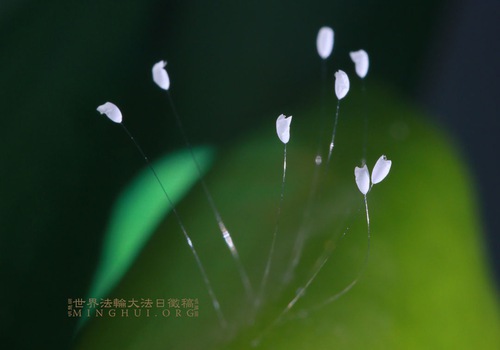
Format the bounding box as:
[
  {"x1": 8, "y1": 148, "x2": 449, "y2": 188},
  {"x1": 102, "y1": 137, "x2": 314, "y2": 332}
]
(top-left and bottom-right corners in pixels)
[
  {"x1": 97, "y1": 102, "x2": 122, "y2": 124},
  {"x1": 334, "y1": 70, "x2": 350, "y2": 100},
  {"x1": 371, "y1": 155, "x2": 392, "y2": 184},
  {"x1": 152, "y1": 60, "x2": 170, "y2": 90},
  {"x1": 349, "y1": 49, "x2": 369, "y2": 78},
  {"x1": 276, "y1": 114, "x2": 292, "y2": 144},
  {"x1": 355, "y1": 164, "x2": 370, "y2": 195},
  {"x1": 316, "y1": 26, "x2": 334, "y2": 59}
]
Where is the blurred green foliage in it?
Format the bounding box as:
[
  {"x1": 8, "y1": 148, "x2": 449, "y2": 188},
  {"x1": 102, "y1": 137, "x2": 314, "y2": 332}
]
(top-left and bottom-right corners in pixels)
[{"x1": 75, "y1": 86, "x2": 500, "y2": 349}]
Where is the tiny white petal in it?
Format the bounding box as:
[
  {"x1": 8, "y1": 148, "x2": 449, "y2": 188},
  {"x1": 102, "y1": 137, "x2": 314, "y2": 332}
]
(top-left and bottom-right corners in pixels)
[
  {"x1": 316, "y1": 26, "x2": 334, "y2": 59},
  {"x1": 334, "y1": 70, "x2": 350, "y2": 100},
  {"x1": 276, "y1": 114, "x2": 292, "y2": 144},
  {"x1": 371, "y1": 155, "x2": 392, "y2": 184},
  {"x1": 152, "y1": 60, "x2": 170, "y2": 90},
  {"x1": 349, "y1": 49, "x2": 369, "y2": 78},
  {"x1": 97, "y1": 102, "x2": 122, "y2": 123},
  {"x1": 355, "y1": 165, "x2": 370, "y2": 195}
]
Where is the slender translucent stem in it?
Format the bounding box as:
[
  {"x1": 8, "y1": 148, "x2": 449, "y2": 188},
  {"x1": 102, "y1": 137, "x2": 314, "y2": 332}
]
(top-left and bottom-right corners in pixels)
[
  {"x1": 120, "y1": 123, "x2": 227, "y2": 329},
  {"x1": 255, "y1": 144, "x2": 287, "y2": 310},
  {"x1": 282, "y1": 156, "x2": 321, "y2": 284},
  {"x1": 327, "y1": 99, "x2": 341, "y2": 165},
  {"x1": 165, "y1": 91, "x2": 254, "y2": 301}
]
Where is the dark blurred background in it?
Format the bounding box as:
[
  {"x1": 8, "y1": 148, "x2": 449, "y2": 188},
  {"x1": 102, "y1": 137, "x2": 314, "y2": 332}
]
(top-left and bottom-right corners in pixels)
[{"x1": 0, "y1": 0, "x2": 498, "y2": 348}]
